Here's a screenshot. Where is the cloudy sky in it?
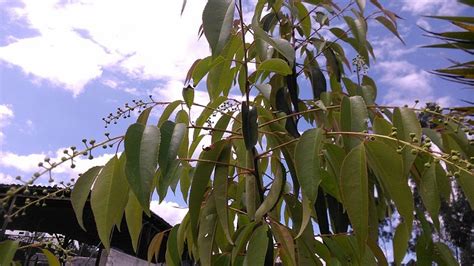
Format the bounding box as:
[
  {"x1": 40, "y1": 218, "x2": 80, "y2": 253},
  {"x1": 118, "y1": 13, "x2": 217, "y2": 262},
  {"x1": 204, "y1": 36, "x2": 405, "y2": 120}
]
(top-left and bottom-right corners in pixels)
[{"x1": 0, "y1": 0, "x2": 472, "y2": 225}]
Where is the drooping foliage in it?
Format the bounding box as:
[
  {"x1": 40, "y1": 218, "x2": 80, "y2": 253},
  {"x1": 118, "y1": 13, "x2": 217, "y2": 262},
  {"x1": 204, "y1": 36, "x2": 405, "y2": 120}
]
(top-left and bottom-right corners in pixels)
[{"x1": 1, "y1": 0, "x2": 473, "y2": 265}]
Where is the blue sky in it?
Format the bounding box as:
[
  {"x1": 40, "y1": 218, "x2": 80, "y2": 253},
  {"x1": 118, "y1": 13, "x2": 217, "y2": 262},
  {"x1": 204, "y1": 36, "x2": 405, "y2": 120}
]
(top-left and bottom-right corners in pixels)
[{"x1": 0, "y1": 0, "x2": 473, "y2": 225}]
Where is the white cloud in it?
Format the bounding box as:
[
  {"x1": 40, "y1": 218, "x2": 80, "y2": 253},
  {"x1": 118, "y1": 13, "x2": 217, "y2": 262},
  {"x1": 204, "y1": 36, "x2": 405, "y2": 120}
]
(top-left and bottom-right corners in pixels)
[
  {"x1": 0, "y1": 173, "x2": 22, "y2": 185},
  {"x1": 150, "y1": 200, "x2": 188, "y2": 226},
  {"x1": 0, "y1": 148, "x2": 114, "y2": 185},
  {"x1": 376, "y1": 60, "x2": 452, "y2": 106},
  {"x1": 371, "y1": 36, "x2": 417, "y2": 60},
  {"x1": 1, "y1": 0, "x2": 209, "y2": 95},
  {"x1": 0, "y1": 104, "x2": 14, "y2": 144},
  {"x1": 400, "y1": 0, "x2": 465, "y2": 16}
]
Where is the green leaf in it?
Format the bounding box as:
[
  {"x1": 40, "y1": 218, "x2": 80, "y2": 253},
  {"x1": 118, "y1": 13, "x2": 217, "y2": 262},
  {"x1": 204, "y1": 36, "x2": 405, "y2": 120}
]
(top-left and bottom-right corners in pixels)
[
  {"x1": 214, "y1": 143, "x2": 234, "y2": 244},
  {"x1": 340, "y1": 96, "x2": 368, "y2": 151},
  {"x1": 343, "y1": 15, "x2": 366, "y2": 48},
  {"x1": 189, "y1": 140, "x2": 227, "y2": 241},
  {"x1": 365, "y1": 140, "x2": 414, "y2": 226},
  {"x1": 159, "y1": 121, "x2": 186, "y2": 180},
  {"x1": 198, "y1": 203, "x2": 218, "y2": 266},
  {"x1": 125, "y1": 123, "x2": 160, "y2": 212},
  {"x1": 212, "y1": 112, "x2": 233, "y2": 144},
  {"x1": 255, "y1": 161, "x2": 285, "y2": 221},
  {"x1": 41, "y1": 249, "x2": 60, "y2": 266},
  {"x1": 148, "y1": 231, "x2": 165, "y2": 263},
  {"x1": 255, "y1": 84, "x2": 271, "y2": 101},
  {"x1": 137, "y1": 107, "x2": 153, "y2": 125},
  {"x1": 340, "y1": 143, "x2": 368, "y2": 250},
  {"x1": 232, "y1": 222, "x2": 257, "y2": 264},
  {"x1": 192, "y1": 56, "x2": 213, "y2": 86},
  {"x1": 295, "y1": 128, "x2": 323, "y2": 202},
  {"x1": 309, "y1": 66, "x2": 327, "y2": 100},
  {"x1": 0, "y1": 240, "x2": 18, "y2": 265},
  {"x1": 182, "y1": 85, "x2": 194, "y2": 109},
  {"x1": 458, "y1": 170, "x2": 474, "y2": 208},
  {"x1": 270, "y1": 220, "x2": 296, "y2": 266},
  {"x1": 393, "y1": 221, "x2": 409, "y2": 265},
  {"x1": 426, "y1": 15, "x2": 474, "y2": 24},
  {"x1": 252, "y1": 6, "x2": 295, "y2": 66},
  {"x1": 375, "y1": 16, "x2": 405, "y2": 44},
  {"x1": 419, "y1": 164, "x2": 440, "y2": 229},
  {"x1": 165, "y1": 226, "x2": 181, "y2": 266},
  {"x1": 257, "y1": 58, "x2": 292, "y2": 75},
  {"x1": 244, "y1": 224, "x2": 269, "y2": 266},
  {"x1": 295, "y1": 3, "x2": 311, "y2": 38},
  {"x1": 294, "y1": 128, "x2": 323, "y2": 237},
  {"x1": 202, "y1": 0, "x2": 235, "y2": 56},
  {"x1": 393, "y1": 107, "x2": 422, "y2": 175},
  {"x1": 242, "y1": 102, "x2": 258, "y2": 150},
  {"x1": 91, "y1": 156, "x2": 130, "y2": 250},
  {"x1": 158, "y1": 100, "x2": 182, "y2": 127},
  {"x1": 433, "y1": 242, "x2": 458, "y2": 266},
  {"x1": 71, "y1": 166, "x2": 102, "y2": 231},
  {"x1": 125, "y1": 190, "x2": 143, "y2": 253},
  {"x1": 356, "y1": 0, "x2": 366, "y2": 13}
]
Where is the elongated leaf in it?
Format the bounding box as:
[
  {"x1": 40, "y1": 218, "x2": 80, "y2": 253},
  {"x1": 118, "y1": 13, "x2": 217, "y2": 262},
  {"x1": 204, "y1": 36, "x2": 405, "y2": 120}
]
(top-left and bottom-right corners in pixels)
[
  {"x1": 393, "y1": 221, "x2": 409, "y2": 265},
  {"x1": 433, "y1": 242, "x2": 458, "y2": 266},
  {"x1": 341, "y1": 96, "x2": 368, "y2": 151},
  {"x1": 255, "y1": 83, "x2": 271, "y2": 100},
  {"x1": 125, "y1": 190, "x2": 143, "y2": 253},
  {"x1": 165, "y1": 226, "x2": 181, "y2": 266},
  {"x1": 147, "y1": 231, "x2": 165, "y2": 263},
  {"x1": 244, "y1": 225, "x2": 269, "y2": 266},
  {"x1": 365, "y1": 140, "x2": 414, "y2": 225},
  {"x1": 137, "y1": 107, "x2": 153, "y2": 125},
  {"x1": 376, "y1": 16, "x2": 405, "y2": 44},
  {"x1": 419, "y1": 164, "x2": 440, "y2": 229},
  {"x1": 356, "y1": 0, "x2": 366, "y2": 13},
  {"x1": 0, "y1": 240, "x2": 18, "y2": 265},
  {"x1": 393, "y1": 107, "x2": 422, "y2": 175},
  {"x1": 159, "y1": 121, "x2": 186, "y2": 179},
  {"x1": 91, "y1": 156, "x2": 130, "y2": 250},
  {"x1": 294, "y1": 128, "x2": 323, "y2": 237},
  {"x1": 458, "y1": 170, "x2": 474, "y2": 208},
  {"x1": 242, "y1": 102, "x2": 258, "y2": 150},
  {"x1": 232, "y1": 222, "x2": 256, "y2": 264},
  {"x1": 295, "y1": 3, "x2": 311, "y2": 38},
  {"x1": 42, "y1": 249, "x2": 60, "y2": 266},
  {"x1": 182, "y1": 85, "x2": 194, "y2": 109},
  {"x1": 125, "y1": 123, "x2": 160, "y2": 211},
  {"x1": 71, "y1": 166, "x2": 102, "y2": 231},
  {"x1": 295, "y1": 128, "x2": 323, "y2": 202},
  {"x1": 214, "y1": 143, "x2": 233, "y2": 244},
  {"x1": 189, "y1": 140, "x2": 227, "y2": 241},
  {"x1": 309, "y1": 66, "x2": 327, "y2": 100},
  {"x1": 212, "y1": 112, "x2": 233, "y2": 143},
  {"x1": 157, "y1": 100, "x2": 182, "y2": 127},
  {"x1": 257, "y1": 58, "x2": 292, "y2": 75},
  {"x1": 252, "y1": 4, "x2": 295, "y2": 66},
  {"x1": 198, "y1": 200, "x2": 218, "y2": 266},
  {"x1": 192, "y1": 56, "x2": 212, "y2": 86},
  {"x1": 255, "y1": 161, "x2": 285, "y2": 221},
  {"x1": 340, "y1": 143, "x2": 368, "y2": 249},
  {"x1": 202, "y1": 0, "x2": 235, "y2": 56},
  {"x1": 270, "y1": 220, "x2": 296, "y2": 266}
]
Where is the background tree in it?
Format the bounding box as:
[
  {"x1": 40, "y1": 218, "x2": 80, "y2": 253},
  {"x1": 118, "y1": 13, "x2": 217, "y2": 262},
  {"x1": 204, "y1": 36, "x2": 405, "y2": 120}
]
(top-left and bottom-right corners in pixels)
[{"x1": 1, "y1": 0, "x2": 473, "y2": 265}]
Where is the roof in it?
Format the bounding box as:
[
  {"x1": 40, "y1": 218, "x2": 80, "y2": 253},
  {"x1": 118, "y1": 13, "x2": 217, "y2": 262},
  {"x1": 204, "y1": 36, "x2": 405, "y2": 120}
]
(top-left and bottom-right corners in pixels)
[{"x1": 0, "y1": 184, "x2": 171, "y2": 262}]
